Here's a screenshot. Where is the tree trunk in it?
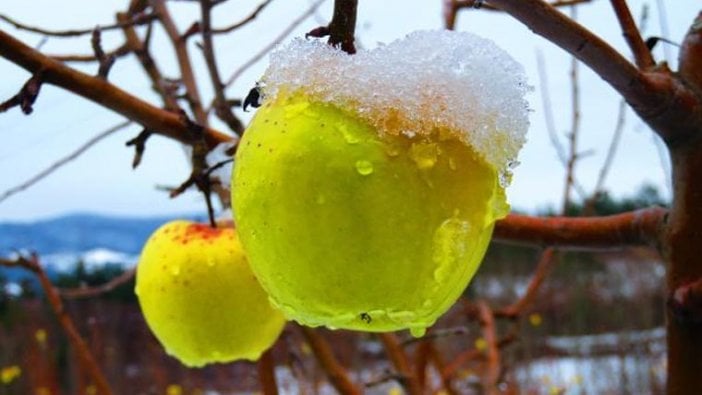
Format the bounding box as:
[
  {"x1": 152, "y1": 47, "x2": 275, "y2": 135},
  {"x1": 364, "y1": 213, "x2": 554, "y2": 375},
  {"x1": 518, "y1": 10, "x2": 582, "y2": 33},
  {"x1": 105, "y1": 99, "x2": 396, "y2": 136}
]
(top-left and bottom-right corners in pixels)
[{"x1": 665, "y1": 138, "x2": 702, "y2": 394}]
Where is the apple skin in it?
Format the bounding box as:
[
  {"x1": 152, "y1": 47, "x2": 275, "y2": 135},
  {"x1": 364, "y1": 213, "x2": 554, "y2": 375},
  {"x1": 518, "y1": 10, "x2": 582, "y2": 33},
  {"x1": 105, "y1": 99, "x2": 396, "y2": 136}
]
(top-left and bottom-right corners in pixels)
[
  {"x1": 135, "y1": 220, "x2": 286, "y2": 367},
  {"x1": 232, "y1": 93, "x2": 508, "y2": 336}
]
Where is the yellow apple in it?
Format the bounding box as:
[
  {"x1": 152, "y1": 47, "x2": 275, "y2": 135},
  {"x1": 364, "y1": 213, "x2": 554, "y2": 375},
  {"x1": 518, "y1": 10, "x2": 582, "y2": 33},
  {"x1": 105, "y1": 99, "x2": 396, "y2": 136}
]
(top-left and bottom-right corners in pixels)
[
  {"x1": 231, "y1": 30, "x2": 528, "y2": 336},
  {"x1": 135, "y1": 220, "x2": 286, "y2": 367},
  {"x1": 232, "y1": 92, "x2": 509, "y2": 336}
]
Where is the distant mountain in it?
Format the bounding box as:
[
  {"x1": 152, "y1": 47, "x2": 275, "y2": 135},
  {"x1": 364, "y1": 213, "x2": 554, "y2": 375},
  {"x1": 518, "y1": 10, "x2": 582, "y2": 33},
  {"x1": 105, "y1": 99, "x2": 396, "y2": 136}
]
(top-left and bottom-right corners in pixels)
[
  {"x1": 0, "y1": 213, "x2": 203, "y2": 256},
  {"x1": 0, "y1": 213, "x2": 203, "y2": 277}
]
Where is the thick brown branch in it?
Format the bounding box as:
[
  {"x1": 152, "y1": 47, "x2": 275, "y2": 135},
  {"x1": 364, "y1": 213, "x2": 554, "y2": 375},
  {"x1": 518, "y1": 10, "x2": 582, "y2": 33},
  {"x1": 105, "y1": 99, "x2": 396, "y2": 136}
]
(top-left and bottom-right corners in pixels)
[
  {"x1": 257, "y1": 349, "x2": 279, "y2": 395},
  {"x1": 444, "y1": 0, "x2": 592, "y2": 29},
  {"x1": 0, "y1": 29, "x2": 231, "y2": 148},
  {"x1": 493, "y1": 207, "x2": 666, "y2": 250},
  {"x1": 679, "y1": 12, "x2": 702, "y2": 93},
  {"x1": 610, "y1": 0, "x2": 655, "y2": 69},
  {"x1": 487, "y1": 0, "x2": 702, "y2": 145},
  {"x1": 665, "y1": 133, "x2": 702, "y2": 393}
]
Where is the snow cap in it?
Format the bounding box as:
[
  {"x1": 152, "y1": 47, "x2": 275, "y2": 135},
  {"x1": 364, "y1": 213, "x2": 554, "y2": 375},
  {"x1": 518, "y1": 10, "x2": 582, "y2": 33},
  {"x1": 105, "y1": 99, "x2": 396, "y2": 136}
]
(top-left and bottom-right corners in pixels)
[{"x1": 261, "y1": 30, "x2": 530, "y2": 172}]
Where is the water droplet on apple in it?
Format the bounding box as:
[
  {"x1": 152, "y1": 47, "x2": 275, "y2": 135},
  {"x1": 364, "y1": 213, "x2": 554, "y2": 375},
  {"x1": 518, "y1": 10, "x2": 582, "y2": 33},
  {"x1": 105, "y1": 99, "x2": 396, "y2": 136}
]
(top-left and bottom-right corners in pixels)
[
  {"x1": 388, "y1": 310, "x2": 416, "y2": 324},
  {"x1": 432, "y1": 217, "x2": 471, "y2": 283},
  {"x1": 410, "y1": 142, "x2": 439, "y2": 170},
  {"x1": 448, "y1": 157, "x2": 457, "y2": 170},
  {"x1": 410, "y1": 327, "x2": 427, "y2": 338},
  {"x1": 338, "y1": 124, "x2": 359, "y2": 144},
  {"x1": 355, "y1": 160, "x2": 374, "y2": 175}
]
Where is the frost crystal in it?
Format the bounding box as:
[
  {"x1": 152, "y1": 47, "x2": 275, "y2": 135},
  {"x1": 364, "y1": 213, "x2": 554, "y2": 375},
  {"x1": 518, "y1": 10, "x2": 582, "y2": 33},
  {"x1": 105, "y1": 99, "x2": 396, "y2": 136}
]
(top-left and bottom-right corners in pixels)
[{"x1": 261, "y1": 30, "x2": 530, "y2": 172}]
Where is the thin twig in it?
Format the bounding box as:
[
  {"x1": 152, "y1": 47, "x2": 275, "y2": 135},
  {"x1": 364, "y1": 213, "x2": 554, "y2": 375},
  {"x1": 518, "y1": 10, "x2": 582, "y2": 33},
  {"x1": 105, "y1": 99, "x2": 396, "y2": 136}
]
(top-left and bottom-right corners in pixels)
[
  {"x1": 60, "y1": 267, "x2": 136, "y2": 299},
  {"x1": 125, "y1": 128, "x2": 152, "y2": 169},
  {"x1": 222, "y1": 0, "x2": 326, "y2": 89},
  {"x1": 212, "y1": 0, "x2": 274, "y2": 34},
  {"x1": 152, "y1": 0, "x2": 208, "y2": 124},
  {"x1": 50, "y1": 43, "x2": 131, "y2": 63},
  {"x1": 477, "y1": 301, "x2": 500, "y2": 394},
  {"x1": 400, "y1": 326, "x2": 469, "y2": 346},
  {"x1": 610, "y1": 0, "x2": 655, "y2": 69},
  {"x1": 0, "y1": 71, "x2": 43, "y2": 114},
  {"x1": 116, "y1": 12, "x2": 179, "y2": 111},
  {"x1": 496, "y1": 248, "x2": 557, "y2": 318},
  {"x1": 200, "y1": 0, "x2": 244, "y2": 133},
  {"x1": 584, "y1": 99, "x2": 627, "y2": 211},
  {"x1": 168, "y1": 111, "x2": 218, "y2": 227},
  {"x1": 0, "y1": 120, "x2": 132, "y2": 204},
  {"x1": 0, "y1": 13, "x2": 155, "y2": 37},
  {"x1": 0, "y1": 255, "x2": 113, "y2": 394},
  {"x1": 584, "y1": 5, "x2": 647, "y2": 214},
  {"x1": 426, "y1": 343, "x2": 459, "y2": 395},
  {"x1": 91, "y1": 27, "x2": 116, "y2": 79},
  {"x1": 536, "y1": 50, "x2": 567, "y2": 166},
  {"x1": 654, "y1": 0, "x2": 672, "y2": 63},
  {"x1": 298, "y1": 327, "x2": 361, "y2": 395},
  {"x1": 562, "y1": 5, "x2": 581, "y2": 214},
  {"x1": 378, "y1": 333, "x2": 422, "y2": 395},
  {"x1": 535, "y1": 49, "x2": 587, "y2": 199},
  {"x1": 454, "y1": 0, "x2": 592, "y2": 11},
  {"x1": 440, "y1": 332, "x2": 517, "y2": 381}
]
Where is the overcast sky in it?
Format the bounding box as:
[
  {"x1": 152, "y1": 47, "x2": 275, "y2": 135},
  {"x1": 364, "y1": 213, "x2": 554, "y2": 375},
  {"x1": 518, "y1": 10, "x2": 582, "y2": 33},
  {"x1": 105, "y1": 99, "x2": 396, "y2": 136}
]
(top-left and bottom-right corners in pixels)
[{"x1": 0, "y1": 0, "x2": 698, "y2": 222}]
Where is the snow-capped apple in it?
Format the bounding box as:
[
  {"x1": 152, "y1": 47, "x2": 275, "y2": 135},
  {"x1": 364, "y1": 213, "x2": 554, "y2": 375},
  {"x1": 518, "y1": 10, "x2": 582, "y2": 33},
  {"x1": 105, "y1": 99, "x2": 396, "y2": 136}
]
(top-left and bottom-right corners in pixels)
[{"x1": 232, "y1": 30, "x2": 529, "y2": 336}]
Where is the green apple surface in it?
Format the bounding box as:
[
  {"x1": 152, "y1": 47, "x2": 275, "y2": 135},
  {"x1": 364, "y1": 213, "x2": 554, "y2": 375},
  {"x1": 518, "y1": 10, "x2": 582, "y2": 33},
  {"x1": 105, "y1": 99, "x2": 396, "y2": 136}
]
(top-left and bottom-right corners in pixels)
[
  {"x1": 232, "y1": 92, "x2": 509, "y2": 336},
  {"x1": 135, "y1": 221, "x2": 286, "y2": 367}
]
